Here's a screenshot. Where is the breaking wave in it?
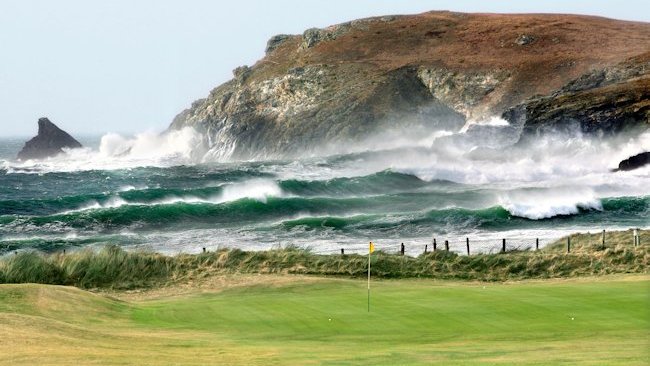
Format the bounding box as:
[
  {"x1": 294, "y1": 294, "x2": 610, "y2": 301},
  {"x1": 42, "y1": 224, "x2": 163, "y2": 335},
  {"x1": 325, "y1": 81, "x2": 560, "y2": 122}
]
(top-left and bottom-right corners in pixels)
[
  {"x1": 1, "y1": 127, "x2": 203, "y2": 173},
  {"x1": 498, "y1": 188, "x2": 604, "y2": 220},
  {"x1": 1, "y1": 121, "x2": 648, "y2": 254}
]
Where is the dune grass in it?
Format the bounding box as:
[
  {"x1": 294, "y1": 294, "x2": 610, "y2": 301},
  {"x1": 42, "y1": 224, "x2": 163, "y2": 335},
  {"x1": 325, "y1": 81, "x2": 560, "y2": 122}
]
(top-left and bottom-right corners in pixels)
[
  {"x1": 0, "y1": 229, "x2": 647, "y2": 289},
  {"x1": 0, "y1": 275, "x2": 648, "y2": 365},
  {"x1": 546, "y1": 229, "x2": 646, "y2": 252}
]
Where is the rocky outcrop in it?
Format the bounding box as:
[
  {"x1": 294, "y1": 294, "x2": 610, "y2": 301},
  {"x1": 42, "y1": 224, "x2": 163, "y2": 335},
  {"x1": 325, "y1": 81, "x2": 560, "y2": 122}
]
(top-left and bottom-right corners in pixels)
[
  {"x1": 615, "y1": 151, "x2": 650, "y2": 171},
  {"x1": 171, "y1": 65, "x2": 464, "y2": 159},
  {"x1": 17, "y1": 118, "x2": 82, "y2": 160},
  {"x1": 265, "y1": 34, "x2": 292, "y2": 54},
  {"x1": 507, "y1": 53, "x2": 650, "y2": 139},
  {"x1": 515, "y1": 34, "x2": 536, "y2": 46},
  {"x1": 169, "y1": 11, "x2": 650, "y2": 160},
  {"x1": 417, "y1": 68, "x2": 510, "y2": 120}
]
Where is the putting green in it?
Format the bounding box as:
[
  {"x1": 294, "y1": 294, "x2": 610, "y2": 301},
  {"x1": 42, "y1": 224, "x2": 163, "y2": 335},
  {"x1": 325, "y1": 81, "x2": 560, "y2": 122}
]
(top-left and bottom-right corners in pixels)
[{"x1": 1, "y1": 276, "x2": 648, "y2": 365}]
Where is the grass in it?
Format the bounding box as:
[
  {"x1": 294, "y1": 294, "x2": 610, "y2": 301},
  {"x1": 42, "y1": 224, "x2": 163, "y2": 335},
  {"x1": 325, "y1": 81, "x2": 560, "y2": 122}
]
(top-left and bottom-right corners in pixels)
[
  {"x1": 0, "y1": 275, "x2": 648, "y2": 365},
  {"x1": 0, "y1": 229, "x2": 647, "y2": 289},
  {"x1": 546, "y1": 229, "x2": 647, "y2": 252}
]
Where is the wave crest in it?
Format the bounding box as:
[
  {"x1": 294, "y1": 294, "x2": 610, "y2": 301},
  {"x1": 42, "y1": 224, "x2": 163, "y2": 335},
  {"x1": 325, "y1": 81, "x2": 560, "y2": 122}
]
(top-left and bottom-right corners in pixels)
[
  {"x1": 218, "y1": 179, "x2": 283, "y2": 204},
  {"x1": 499, "y1": 189, "x2": 603, "y2": 220}
]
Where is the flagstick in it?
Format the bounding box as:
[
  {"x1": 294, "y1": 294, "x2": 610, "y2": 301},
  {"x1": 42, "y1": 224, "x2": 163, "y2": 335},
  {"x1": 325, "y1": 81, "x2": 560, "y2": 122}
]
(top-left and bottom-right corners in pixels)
[{"x1": 367, "y1": 245, "x2": 371, "y2": 312}]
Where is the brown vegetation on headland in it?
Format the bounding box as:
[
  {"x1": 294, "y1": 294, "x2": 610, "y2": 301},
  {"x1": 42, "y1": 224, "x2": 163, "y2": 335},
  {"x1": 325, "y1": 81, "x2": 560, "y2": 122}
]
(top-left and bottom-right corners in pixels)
[{"x1": 260, "y1": 12, "x2": 649, "y2": 114}]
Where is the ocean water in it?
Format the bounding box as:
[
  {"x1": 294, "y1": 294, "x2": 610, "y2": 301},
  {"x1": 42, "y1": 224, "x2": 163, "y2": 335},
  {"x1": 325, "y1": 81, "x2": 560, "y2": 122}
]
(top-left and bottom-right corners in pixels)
[{"x1": 1, "y1": 125, "x2": 648, "y2": 255}]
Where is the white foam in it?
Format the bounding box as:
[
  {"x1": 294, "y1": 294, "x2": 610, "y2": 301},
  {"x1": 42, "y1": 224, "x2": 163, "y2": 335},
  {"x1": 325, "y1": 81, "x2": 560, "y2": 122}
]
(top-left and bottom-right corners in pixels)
[
  {"x1": 99, "y1": 128, "x2": 203, "y2": 161},
  {"x1": 4, "y1": 127, "x2": 203, "y2": 173},
  {"x1": 499, "y1": 188, "x2": 603, "y2": 220},
  {"x1": 149, "y1": 179, "x2": 283, "y2": 205},
  {"x1": 393, "y1": 130, "x2": 650, "y2": 188},
  {"x1": 57, "y1": 179, "x2": 284, "y2": 215},
  {"x1": 216, "y1": 179, "x2": 283, "y2": 204},
  {"x1": 460, "y1": 116, "x2": 510, "y2": 133},
  {"x1": 68, "y1": 196, "x2": 129, "y2": 213}
]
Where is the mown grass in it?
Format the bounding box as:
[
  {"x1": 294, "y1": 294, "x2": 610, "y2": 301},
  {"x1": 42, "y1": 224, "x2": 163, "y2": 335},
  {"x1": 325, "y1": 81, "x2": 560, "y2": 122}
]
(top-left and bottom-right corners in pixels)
[
  {"x1": 0, "y1": 229, "x2": 647, "y2": 289},
  {"x1": 0, "y1": 276, "x2": 648, "y2": 365}
]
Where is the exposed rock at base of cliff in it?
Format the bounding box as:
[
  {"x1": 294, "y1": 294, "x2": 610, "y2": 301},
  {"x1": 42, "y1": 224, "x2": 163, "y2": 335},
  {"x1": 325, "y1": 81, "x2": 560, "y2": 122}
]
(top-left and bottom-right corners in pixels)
[
  {"x1": 615, "y1": 151, "x2": 650, "y2": 171},
  {"x1": 17, "y1": 118, "x2": 83, "y2": 160},
  {"x1": 506, "y1": 53, "x2": 650, "y2": 140},
  {"x1": 169, "y1": 11, "x2": 650, "y2": 160},
  {"x1": 171, "y1": 65, "x2": 465, "y2": 159}
]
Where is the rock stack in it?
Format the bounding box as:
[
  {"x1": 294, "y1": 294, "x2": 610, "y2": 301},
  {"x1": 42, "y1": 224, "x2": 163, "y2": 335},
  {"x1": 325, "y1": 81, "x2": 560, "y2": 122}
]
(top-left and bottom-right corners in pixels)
[{"x1": 17, "y1": 118, "x2": 82, "y2": 160}]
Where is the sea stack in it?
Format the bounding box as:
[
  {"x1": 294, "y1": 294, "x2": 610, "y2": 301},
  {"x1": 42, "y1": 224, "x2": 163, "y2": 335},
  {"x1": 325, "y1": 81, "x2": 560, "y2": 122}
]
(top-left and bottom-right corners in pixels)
[{"x1": 17, "y1": 117, "x2": 83, "y2": 160}]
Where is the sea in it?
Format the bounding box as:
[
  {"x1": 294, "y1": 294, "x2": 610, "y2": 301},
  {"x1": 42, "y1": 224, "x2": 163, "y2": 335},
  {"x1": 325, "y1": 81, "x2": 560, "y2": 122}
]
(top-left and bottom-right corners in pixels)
[{"x1": 1, "y1": 125, "x2": 648, "y2": 256}]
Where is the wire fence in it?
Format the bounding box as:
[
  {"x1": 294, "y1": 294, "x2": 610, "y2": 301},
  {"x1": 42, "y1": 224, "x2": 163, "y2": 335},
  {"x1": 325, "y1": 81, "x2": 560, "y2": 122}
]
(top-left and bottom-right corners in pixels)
[
  {"x1": 307, "y1": 237, "x2": 557, "y2": 256},
  {"x1": 37, "y1": 229, "x2": 642, "y2": 257},
  {"x1": 304, "y1": 229, "x2": 645, "y2": 257}
]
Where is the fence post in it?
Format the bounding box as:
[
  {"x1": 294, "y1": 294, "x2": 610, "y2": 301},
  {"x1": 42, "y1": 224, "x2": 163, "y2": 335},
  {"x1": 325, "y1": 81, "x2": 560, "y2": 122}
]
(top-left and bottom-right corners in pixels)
[
  {"x1": 400, "y1": 243, "x2": 405, "y2": 256},
  {"x1": 502, "y1": 239, "x2": 506, "y2": 253},
  {"x1": 602, "y1": 230, "x2": 606, "y2": 248},
  {"x1": 633, "y1": 229, "x2": 638, "y2": 247},
  {"x1": 638, "y1": 228, "x2": 641, "y2": 246},
  {"x1": 567, "y1": 236, "x2": 571, "y2": 253},
  {"x1": 433, "y1": 238, "x2": 437, "y2": 251},
  {"x1": 466, "y1": 238, "x2": 470, "y2": 255},
  {"x1": 445, "y1": 240, "x2": 449, "y2": 251},
  {"x1": 536, "y1": 238, "x2": 539, "y2": 251},
  {"x1": 341, "y1": 248, "x2": 345, "y2": 255}
]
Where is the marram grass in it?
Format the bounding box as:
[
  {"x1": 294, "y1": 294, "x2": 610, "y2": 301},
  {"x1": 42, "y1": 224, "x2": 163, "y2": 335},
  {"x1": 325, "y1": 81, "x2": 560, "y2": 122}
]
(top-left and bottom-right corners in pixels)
[{"x1": 0, "y1": 229, "x2": 647, "y2": 289}]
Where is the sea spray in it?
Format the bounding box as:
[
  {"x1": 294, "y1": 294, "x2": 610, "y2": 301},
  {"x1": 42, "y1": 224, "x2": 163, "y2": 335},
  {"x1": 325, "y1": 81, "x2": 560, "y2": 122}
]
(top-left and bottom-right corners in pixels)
[
  {"x1": 498, "y1": 188, "x2": 603, "y2": 220},
  {"x1": 99, "y1": 127, "x2": 203, "y2": 161},
  {"x1": 217, "y1": 179, "x2": 283, "y2": 204},
  {"x1": 0, "y1": 125, "x2": 648, "y2": 255},
  {"x1": 1, "y1": 127, "x2": 203, "y2": 174}
]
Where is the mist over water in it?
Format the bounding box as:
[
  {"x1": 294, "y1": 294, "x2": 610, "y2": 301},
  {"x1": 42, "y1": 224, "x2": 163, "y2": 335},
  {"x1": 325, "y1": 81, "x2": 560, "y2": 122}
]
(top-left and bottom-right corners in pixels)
[{"x1": 1, "y1": 121, "x2": 648, "y2": 255}]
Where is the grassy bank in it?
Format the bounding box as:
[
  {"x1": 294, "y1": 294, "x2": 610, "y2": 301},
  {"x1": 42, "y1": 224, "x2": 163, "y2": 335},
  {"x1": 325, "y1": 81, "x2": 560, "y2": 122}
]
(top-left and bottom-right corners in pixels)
[
  {"x1": 0, "y1": 229, "x2": 647, "y2": 289},
  {"x1": 1, "y1": 275, "x2": 648, "y2": 365}
]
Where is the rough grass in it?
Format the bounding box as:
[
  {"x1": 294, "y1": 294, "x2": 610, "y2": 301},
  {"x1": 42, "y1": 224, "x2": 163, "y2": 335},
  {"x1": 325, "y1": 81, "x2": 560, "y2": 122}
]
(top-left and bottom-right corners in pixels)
[
  {"x1": 0, "y1": 229, "x2": 647, "y2": 289},
  {"x1": 0, "y1": 276, "x2": 648, "y2": 365}
]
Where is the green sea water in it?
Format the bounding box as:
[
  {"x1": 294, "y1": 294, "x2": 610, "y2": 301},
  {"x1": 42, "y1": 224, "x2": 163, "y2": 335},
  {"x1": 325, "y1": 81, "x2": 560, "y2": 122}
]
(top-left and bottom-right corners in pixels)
[{"x1": 1, "y1": 129, "x2": 648, "y2": 255}]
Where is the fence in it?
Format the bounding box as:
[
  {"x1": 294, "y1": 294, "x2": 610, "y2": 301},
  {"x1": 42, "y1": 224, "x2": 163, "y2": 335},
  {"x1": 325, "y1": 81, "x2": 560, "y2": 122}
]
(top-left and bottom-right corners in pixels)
[
  {"x1": 23, "y1": 229, "x2": 641, "y2": 258},
  {"x1": 306, "y1": 229, "x2": 644, "y2": 257},
  {"x1": 313, "y1": 237, "x2": 553, "y2": 257}
]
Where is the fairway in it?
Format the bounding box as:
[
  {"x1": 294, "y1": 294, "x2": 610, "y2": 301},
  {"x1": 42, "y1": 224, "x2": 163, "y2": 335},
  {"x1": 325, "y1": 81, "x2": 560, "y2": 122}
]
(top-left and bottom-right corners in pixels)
[{"x1": 1, "y1": 276, "x2": 649, "y2": 365}]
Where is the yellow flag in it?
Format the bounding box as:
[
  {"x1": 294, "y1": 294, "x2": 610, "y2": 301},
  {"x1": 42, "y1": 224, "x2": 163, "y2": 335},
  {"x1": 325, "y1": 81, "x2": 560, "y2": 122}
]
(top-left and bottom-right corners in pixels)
[{"x1": 369, "y1": 242, "x2": 375, "y2": 253}]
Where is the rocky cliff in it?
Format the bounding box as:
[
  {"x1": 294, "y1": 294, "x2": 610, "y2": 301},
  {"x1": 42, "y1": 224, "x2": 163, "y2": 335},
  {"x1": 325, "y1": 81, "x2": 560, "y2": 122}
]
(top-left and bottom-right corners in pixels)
[
  {"x1": 507, "y1": 52, "x2": 649, "y2": 138},
  {"x1": 168, "y1": 11, "x2": 650, "y2": 160},
  {"x1": 17, "y1": 118, "x2": 83, "y2": 160}
]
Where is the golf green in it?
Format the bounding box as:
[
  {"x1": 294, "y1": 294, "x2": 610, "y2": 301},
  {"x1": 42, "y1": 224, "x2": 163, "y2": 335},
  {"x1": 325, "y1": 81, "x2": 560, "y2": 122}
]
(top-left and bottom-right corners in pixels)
[{"x1": 1, "y1": 276, "x2": 648, "y2": 365}]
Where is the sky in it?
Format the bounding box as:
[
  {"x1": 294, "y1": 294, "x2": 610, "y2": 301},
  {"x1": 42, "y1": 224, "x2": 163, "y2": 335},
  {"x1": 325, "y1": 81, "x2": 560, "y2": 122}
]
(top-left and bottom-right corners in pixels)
[{"x1": 1, "y1": 0, "x2": 648, "y2": 137}]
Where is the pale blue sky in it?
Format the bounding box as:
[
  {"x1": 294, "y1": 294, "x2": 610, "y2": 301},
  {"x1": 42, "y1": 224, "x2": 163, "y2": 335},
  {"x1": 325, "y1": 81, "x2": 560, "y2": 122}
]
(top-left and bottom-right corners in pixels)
[{"x1": 1, "y1": 0, "x2": 648, "y2": 137}]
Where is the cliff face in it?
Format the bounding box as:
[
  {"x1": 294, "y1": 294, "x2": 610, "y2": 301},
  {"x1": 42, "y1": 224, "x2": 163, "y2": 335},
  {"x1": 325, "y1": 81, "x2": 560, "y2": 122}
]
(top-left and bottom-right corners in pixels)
[
  {"x1": 169, "y1": 11, "x2": 650, "y2": 160},
  {"x1": 17, "y1": 118, "x2": 83, "y2": 160},
  {"x1": 507, "y1": 52, "x2": 650, "y2": 138}
]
